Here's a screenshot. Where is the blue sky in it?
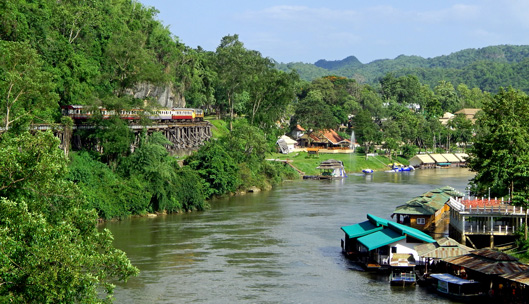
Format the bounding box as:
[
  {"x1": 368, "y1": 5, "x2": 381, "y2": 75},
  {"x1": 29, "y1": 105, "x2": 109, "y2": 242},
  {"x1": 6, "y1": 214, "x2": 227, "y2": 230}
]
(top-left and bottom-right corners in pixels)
[{"x1": 139, "y1": 1, "x2": 529, "y2": 64}]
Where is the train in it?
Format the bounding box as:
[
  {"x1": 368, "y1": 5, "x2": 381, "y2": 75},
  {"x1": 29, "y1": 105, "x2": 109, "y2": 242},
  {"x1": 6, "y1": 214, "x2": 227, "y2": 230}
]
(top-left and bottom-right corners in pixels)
[{"x1": 61, "y1": 105, "x2": 204, "y2": 122}]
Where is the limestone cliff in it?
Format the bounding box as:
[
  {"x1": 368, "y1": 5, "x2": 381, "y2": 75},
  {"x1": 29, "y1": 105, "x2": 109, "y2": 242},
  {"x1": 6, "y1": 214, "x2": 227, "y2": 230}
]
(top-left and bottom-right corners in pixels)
[{"x1": 126, "y1": 83, "x2": 186, "y2": 108}]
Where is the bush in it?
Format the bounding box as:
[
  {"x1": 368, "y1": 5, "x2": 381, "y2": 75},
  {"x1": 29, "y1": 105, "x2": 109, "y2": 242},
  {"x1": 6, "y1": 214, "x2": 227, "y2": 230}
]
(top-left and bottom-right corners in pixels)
[
  {"x1": 185, "y1": 140, "x2": 240, "y2": 198},
  {"x1": 174, "y1": 167, "x2": 207, "y2": 211},
  {"x1": 68, "y1": 151, "x2": 151, "y2": 218},
  {"x1": 401, "y1": 144, "x2": 418, "y2": 159}
]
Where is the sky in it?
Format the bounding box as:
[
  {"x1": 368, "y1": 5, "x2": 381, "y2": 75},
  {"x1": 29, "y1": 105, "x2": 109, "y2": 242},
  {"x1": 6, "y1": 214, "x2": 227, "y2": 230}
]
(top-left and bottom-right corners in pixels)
[{"x1": 138, "y1": 1, "x2": 529, "y2": 64}]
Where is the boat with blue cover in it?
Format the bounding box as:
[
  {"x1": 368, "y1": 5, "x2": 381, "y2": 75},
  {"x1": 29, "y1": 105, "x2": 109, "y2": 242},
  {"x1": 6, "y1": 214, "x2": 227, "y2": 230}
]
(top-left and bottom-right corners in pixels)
[
  {"x1": 427, "y1": 273, "x2": 485, "y2": 302},
  {"x1": 386, "y1": 163, "x2": 415, "y2": 173},
  {"x1": 362, "y1": 168, "x2": 374, "y2": 174}
]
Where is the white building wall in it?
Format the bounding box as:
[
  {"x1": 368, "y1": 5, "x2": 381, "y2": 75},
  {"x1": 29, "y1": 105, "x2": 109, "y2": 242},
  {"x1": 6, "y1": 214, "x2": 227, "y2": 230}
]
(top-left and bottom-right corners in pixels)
[{"x1": 389, "y1": 239, "x2": 422, "y2": 262}]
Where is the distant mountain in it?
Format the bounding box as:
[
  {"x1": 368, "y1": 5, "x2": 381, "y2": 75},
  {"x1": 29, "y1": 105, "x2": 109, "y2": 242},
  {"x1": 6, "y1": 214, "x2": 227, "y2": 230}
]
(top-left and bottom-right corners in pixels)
[
  {"x1": 314, "y1": 56, "x2": 363, "y2": 70},
  {"x1": 276, "y1": 45, "x2": 529, "y2": 93}
]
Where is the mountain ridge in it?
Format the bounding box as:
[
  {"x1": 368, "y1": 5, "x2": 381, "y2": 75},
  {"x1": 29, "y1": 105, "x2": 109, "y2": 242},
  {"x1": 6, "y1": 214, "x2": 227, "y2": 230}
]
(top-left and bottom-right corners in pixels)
[{"x1": 276, "y1": 44, "x2": 529, "y2": 93}]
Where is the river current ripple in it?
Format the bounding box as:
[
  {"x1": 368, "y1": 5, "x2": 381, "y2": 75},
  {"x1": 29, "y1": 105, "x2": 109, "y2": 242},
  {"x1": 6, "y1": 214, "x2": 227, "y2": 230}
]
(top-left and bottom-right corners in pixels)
[{"x1": 104, "y1": 168, "x2": 474, "y2": 304}]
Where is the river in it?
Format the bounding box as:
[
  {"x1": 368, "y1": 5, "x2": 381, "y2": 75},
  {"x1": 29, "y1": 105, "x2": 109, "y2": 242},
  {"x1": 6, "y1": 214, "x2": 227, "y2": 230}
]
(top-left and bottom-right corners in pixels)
[{"x1": 103, "y1": 168, "x2": 475, "y2": 304}]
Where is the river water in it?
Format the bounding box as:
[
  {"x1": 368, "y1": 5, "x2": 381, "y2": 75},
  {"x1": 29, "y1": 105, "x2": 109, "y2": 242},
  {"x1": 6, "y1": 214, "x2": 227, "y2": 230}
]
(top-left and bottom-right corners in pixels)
[{"x1": 104, "y1": 168, "x2": 475, "y2": 304}]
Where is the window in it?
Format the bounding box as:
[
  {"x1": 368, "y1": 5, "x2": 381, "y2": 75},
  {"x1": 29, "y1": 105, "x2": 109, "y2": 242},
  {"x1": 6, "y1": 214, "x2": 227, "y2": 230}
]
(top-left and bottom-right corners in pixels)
[
  {"x1": 391, "y1": 247, "x2": 397, "y2": 253},
  {"x1": 417, "y1": 218, "x2": 425, "y2": 225}
]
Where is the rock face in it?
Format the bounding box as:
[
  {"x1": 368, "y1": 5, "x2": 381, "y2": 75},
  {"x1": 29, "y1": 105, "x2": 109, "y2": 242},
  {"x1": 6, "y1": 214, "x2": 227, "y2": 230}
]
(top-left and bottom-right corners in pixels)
[
  {"x1": 247, "y1": 186, "x2": 261, "y2": 193},
  {"x1": 127, "y1": 83, "x2": 186, "y2": 108}
]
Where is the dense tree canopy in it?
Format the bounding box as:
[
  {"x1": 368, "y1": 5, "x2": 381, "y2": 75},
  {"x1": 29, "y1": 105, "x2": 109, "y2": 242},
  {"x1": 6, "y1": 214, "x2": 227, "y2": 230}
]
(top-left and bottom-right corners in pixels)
[
  {"x1": 468, "y1": 87, "x2": 529, "y2": 200},
  {"x1": 0, "y1": 40, "x2": 58, "y2": 131},
  {"x1": 0, "y1": 132, "x2": 138, "y2": 302}
]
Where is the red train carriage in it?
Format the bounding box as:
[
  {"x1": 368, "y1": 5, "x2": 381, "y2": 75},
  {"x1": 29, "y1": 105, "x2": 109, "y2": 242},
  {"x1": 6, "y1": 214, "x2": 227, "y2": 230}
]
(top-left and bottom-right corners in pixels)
[{"x1": 171, "y1": 108, "x2": 195, "y2": 121}]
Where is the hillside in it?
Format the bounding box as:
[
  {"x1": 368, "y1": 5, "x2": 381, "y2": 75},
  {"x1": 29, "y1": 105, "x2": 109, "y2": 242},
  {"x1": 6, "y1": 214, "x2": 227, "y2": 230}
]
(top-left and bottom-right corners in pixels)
[{"x1": 276, "y1": 45, "x2": 529, "y2": 92}]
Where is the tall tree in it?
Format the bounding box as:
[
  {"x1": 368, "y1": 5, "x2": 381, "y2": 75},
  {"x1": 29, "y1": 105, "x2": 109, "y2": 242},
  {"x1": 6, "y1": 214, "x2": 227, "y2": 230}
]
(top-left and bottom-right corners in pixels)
[
  {"x1": 468, "y1": 87, "x2": 529, "y2": 199},
  {"x1": 380, "y1": 73, "x2": 423, "y2": 105},
  {"x1": 448, "y1": 113, "x2": 474, "y2": 149},
  {"x1": 293, "y1": 90, "x2": 336, "y2": 131},
  {"x1": 215, "y1": 34, "x2": 253, "y2": 130},
  {"x1": 434, "y1": 80, "x2": 460, "y2": 113},
  {"x1": 0, "y1": 41, "x2": 58, "y2": 131},
  {"x1": 246, "y1": 68, "x2": 297, "y2": 130},
  {"x1": 353, "y1": 108, "x2": 381, "y2": 155}
]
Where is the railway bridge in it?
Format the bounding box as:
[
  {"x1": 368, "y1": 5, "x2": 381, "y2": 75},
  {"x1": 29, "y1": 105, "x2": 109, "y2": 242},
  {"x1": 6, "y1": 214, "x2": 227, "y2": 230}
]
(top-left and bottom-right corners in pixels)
[{"x1": 30, "y1": 121, "x2": 212, "y2": 156}]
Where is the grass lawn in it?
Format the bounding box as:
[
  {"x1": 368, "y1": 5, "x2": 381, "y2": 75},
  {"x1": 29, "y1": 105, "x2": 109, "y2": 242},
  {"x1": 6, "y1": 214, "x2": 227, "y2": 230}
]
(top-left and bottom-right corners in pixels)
[
  {"x1": 205, "y1": 116, "x2": 229, "y2": 138},
  {"x1": 268, "y1": 151, "x2": 410, "y2": 176},
  {"x1": 204, "y1": 118, "x2": 410, "y2": 175}
]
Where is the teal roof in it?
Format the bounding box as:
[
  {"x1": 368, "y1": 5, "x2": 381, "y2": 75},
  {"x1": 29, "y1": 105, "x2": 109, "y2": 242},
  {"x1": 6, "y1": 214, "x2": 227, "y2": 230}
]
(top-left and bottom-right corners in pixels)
[
  {"x1": 367, "y1": 213, "x2": 390, "y2": 226},
  {"x1": 387, "y1": 222, "x2": 436, "y2": 243},
  {"x1": 341, "y1": 220, "x2": 383, "y2": 238},
  {"x1": 357, "y1": 228, "x2": 406, "y2": 251},
  {"x1": 342, "y1": 214, "x2": 436, "y2": 251}
]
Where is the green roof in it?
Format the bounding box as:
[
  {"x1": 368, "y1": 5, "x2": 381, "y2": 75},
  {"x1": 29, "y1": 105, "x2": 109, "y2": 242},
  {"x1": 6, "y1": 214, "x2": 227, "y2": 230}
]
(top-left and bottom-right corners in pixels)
[
  {"x1": 341, "y1": 220, "x2": 383, "y2": 238},
  {"x1": 392, "y1": 187, "x2": 464, "y2": 216},
  {"x1": 357, "y1": 228, "x2": 406, "y2": 251},
  {"x1": 393, "y1": 202, "x2": 437, "y2": 215}
]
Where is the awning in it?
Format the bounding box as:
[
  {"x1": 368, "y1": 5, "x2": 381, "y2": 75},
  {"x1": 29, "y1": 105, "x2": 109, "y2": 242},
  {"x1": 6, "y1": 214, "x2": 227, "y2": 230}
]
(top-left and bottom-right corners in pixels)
[
  {"x1": 357, "y1": 228, "x2": 406, "y2": 251},
  {"x1": 341, "y1": 220, "x2": 383, "y2": 239}
]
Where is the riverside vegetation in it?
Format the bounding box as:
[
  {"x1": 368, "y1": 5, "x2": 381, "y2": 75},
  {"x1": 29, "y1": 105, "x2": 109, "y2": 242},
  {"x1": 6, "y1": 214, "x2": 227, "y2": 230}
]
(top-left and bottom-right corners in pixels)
[{"x1": 3, "y1": 0, "x2": 529, "y2": 302}]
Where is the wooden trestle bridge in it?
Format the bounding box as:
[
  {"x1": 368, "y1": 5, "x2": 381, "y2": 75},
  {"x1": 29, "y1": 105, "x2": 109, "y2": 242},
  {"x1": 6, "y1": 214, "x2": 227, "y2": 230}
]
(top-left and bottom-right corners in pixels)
[{"x1": 30, "y1": 121, "x2": 212, "y2": 155}]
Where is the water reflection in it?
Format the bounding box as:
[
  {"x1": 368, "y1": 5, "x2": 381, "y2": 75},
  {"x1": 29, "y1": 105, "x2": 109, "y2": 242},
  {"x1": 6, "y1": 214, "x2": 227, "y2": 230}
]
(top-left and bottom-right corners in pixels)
[{"x1": 104, "y1": 168, "x2": 474, "y2": 303}]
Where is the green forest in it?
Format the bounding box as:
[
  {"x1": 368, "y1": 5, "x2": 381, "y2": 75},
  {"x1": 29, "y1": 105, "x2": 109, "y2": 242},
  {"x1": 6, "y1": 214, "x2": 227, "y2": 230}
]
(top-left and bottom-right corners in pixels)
[
  {"x1": 3, "y1": 0, "x2": 529, "y2": 302},
  {"x1": 277, "y1": 45, "x2": 529, "y2": 93}
]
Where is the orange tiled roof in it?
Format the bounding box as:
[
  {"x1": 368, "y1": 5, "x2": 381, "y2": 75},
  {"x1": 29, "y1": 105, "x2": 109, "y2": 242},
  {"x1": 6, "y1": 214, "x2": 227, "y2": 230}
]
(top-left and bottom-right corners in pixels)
[
  {"x1": 310, "y1": 129, "x2": 350, "y2": 145},
  {"x1": 296, "y1": 125, "x2": 305, "y2": 131}
]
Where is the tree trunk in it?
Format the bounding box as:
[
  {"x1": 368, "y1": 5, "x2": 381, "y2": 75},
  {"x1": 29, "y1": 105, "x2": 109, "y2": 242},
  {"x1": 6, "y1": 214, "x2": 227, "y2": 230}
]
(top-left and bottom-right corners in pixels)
[
  {"x1": 524, "y1": 204, "x2": 529, "y2": 241},
  {"x1": 228, "y1": 93, "x2": 233, "y2": 131}
]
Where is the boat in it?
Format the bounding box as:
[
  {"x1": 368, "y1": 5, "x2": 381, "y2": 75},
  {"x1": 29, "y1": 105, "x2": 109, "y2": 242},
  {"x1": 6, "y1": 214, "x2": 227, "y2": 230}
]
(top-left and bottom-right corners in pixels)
[
  {"x1": 389, "y1": 253, "x2": 417, "y2": 286},
  {"x1": 386, "y1": 163, "x2": 415, "y2": 173},
  {"x1": 315, "y1": 159, "x2": 347, "y2": 179},
  {"x1": 427, "y1": 273, "x2": 485, "y2": 302},
  {"x1": 362, "y1": 168, "x2": 374, "y2": 174}
]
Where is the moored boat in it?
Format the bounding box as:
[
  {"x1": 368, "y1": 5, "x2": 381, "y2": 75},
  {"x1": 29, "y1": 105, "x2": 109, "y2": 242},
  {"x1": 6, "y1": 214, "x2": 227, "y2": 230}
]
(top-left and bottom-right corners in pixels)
[
  {"x1": 428, "y1": 273, "x2": 485, "y2": 302},
  {"x1": 362, "y1": 168, "x2": 374, "y2": 174},
  {"x1": 389, "y1": 253, "x2": 417, "y2": 286},
  {"x1": 386, "y1": 164, "x2": 415, "y2": 173},
  {"x1": 316, "y1": 159, "x2": 347, "y2": 179}
]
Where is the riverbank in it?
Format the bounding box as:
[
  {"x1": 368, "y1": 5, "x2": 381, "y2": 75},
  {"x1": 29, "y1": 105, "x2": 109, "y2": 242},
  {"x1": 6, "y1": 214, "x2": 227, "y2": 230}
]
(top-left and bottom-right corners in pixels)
[{"x1": 268, "y1": 151, "x2": 408, "y2": 176}]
